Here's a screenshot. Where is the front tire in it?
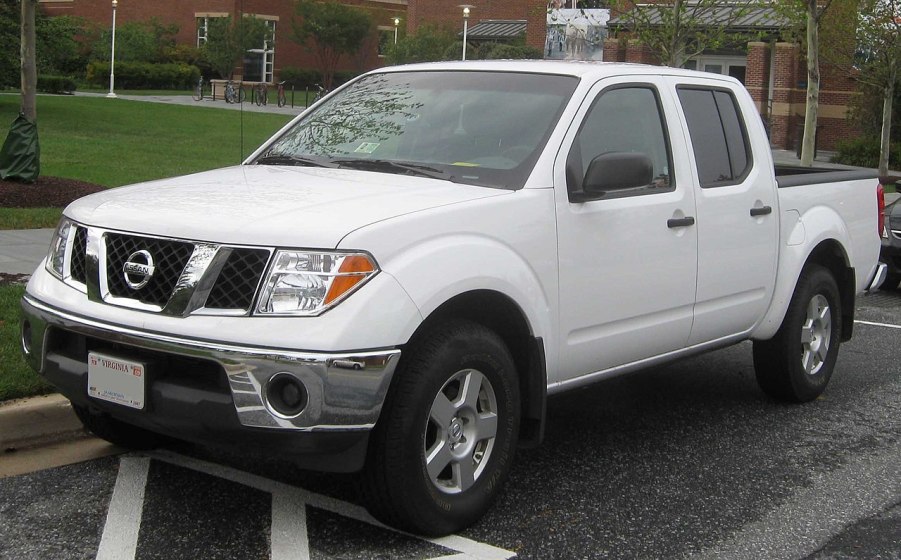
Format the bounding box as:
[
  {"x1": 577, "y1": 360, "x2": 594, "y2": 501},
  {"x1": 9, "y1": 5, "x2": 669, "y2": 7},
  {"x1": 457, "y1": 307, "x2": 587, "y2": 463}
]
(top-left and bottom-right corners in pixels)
[
  {"x1": 362, "y1": 320, "x2": 520, "y2": 536},
  {"x1": 753, "y1": 264, "x2": 842, "y2": 402}
]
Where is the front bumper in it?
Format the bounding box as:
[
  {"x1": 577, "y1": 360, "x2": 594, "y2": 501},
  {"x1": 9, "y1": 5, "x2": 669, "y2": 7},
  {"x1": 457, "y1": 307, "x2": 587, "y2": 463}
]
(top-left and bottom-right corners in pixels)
[{"x1": 20, "y1": 295, "x2": 401, "y2": 470}]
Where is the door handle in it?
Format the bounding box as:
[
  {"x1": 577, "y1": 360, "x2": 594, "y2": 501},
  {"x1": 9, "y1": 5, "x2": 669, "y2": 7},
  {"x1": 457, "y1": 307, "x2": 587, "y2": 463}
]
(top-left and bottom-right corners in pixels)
[
  {"x1": 750, "y1": 206, "x2": 773, "y2": 217},
  {"x1": 667, "y1": 216, "x2": 695, "y2": 228}
]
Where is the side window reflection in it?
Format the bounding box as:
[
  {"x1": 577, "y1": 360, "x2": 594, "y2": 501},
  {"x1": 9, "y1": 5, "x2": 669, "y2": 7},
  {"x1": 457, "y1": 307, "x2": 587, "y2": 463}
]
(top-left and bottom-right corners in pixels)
[{"x1": 567, "y1": 86, "x2": 674, "y2": 200}]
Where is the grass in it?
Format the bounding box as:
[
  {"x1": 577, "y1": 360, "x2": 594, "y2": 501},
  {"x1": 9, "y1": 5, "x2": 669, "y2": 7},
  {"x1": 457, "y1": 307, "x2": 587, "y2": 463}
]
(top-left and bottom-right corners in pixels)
[
  {"x1": 0, "y1": 283, "x2": 54, "y2": 402},
  {"x1": 0, "y1": 94, "x2": 292, "y2": 188},
  {"x1": 0, "y1": 208, "x2": 63, "y2": 229}
]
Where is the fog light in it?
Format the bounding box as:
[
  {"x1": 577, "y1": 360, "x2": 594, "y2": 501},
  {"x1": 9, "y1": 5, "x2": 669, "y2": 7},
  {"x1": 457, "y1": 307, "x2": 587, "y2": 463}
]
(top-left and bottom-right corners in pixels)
[
  {"x1": 21, "y1": 320, "x2": 32, "y2": 355},
  {"x1": 265, "y1": 373, "x2": 308, "y2": 418}
]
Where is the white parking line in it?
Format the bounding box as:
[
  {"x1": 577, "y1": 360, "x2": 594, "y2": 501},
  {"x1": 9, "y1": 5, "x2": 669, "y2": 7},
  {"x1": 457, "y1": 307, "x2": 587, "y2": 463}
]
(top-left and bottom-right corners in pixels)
[
  {"x1": 96, "y1": 456, "x2": 150, "y2": 560},
  {"x1": 149, "y1": 450, "x2": 517, "y2": 559},
  {"x1": 855, "y1": 319, "x2": 901, "y2": 330},
  {"x1": 272, "y1": 488, "x2": 311, "y2": 560}
]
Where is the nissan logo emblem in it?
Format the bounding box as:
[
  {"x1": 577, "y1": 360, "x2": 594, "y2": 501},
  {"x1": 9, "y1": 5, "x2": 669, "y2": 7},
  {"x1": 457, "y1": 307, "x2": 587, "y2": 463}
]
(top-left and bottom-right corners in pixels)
[{"x1": 123, "y1": 250, "x2": 155, "y2": 290}]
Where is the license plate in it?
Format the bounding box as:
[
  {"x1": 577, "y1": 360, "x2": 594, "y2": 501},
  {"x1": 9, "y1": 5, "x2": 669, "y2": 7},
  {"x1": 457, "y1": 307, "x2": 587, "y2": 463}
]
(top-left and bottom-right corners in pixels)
[{"x1": 87, "y1": 352, "x2": 146, "y2": 410}]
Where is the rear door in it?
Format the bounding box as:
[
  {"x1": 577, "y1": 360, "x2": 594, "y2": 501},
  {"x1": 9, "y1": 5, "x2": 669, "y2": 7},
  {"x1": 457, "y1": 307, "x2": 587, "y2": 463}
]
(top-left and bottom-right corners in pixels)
[{"x1": 669, "y1": 79, "x2": 779, "y2": 345}]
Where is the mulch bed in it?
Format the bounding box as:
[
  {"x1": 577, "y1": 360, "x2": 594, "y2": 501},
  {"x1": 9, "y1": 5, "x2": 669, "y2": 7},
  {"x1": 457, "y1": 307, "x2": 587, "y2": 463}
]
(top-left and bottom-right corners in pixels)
[{"x1": 0, "y1": 176, "x2": 105, "y2": 208}]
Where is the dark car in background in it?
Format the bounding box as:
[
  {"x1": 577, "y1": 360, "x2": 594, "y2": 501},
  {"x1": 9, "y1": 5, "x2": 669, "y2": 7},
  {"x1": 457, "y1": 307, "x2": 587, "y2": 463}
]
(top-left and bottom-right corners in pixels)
[{"x1": 882, "y1": 198, "x2": 901, "y2": 290}]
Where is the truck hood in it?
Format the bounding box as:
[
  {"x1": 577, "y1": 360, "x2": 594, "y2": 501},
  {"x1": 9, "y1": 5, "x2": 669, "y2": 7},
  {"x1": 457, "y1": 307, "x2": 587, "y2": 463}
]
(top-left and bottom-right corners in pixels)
[{"x1": 65, "y1": 165, "x2": 508, "y2": 247}]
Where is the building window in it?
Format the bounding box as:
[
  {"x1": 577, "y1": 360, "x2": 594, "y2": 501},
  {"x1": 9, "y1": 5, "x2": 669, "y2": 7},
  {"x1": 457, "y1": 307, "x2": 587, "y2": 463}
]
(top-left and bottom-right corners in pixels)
[
  {"x1": 197, "y1": 17, "x2": 209, "y2": 47},
  {"x1": 684, "y1": 56, "x2": 747, "y2": 84},
  {"x1": 244, "y1": 19, "x2": 277, "y2": 83}
]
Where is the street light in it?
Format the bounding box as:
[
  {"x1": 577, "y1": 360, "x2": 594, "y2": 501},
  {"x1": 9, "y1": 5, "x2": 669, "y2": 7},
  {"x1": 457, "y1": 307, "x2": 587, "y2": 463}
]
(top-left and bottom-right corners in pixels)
[
  {"x1": 460, "y1": 5, "x2": 473, "y2": 61},
  {"x1": 393, "y1": 17, "x2": 401, "y2": 45},
  {"x1": 107, "y1": 0, "x2": 118, "y2": 98}
]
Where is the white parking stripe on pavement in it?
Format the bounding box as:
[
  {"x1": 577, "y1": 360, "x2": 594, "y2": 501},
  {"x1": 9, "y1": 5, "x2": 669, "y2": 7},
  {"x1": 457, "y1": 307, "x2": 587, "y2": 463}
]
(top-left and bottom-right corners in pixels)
[
  {"x1": 149, "y1": 450, "x2": 517, "y2": 559},
  {"x1": 272, "y1": 487, "x2": 311, "y2": 560},
  {"x1": 854, "y1": 319, "x2": 901, "y2": 330},
  {"x1": 96, "y1": 456, "x2": 150, "y2": 560}
]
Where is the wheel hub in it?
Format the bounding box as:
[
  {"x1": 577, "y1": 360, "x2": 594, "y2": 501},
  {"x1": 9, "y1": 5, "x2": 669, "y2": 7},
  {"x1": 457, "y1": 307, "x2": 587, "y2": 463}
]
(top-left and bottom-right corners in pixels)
[{"x1": 448, "y1": 417, "x2": 465, "y2": 445}]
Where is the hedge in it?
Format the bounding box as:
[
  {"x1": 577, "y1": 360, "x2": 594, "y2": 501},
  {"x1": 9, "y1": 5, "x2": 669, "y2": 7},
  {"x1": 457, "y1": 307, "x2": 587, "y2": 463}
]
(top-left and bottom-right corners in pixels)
[
  {"x1": 85, "y1": 61, "x2": 200, "y2": 90},
  {"x1": 832, "y1": 136, "x2": 901, "y2": 169},
  {"x1": 37, "y1": 75, "x2": 77, "y2": 94}
]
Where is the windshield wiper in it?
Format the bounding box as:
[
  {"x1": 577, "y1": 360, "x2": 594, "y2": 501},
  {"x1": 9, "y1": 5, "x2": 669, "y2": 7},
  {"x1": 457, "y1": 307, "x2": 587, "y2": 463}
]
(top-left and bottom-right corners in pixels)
[
  {"x1": 254, "y1": 154, "x2": 339, "y2": 168},
  {"x1": 333, "y1": 159, "x2": 455, "y2": 182}
]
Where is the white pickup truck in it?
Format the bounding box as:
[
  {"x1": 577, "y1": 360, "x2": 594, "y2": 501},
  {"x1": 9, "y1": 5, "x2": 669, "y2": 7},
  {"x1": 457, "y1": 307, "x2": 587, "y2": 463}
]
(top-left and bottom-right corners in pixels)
[{"x1": 21, "y1": 61, "x2": 886, "y2": 535}]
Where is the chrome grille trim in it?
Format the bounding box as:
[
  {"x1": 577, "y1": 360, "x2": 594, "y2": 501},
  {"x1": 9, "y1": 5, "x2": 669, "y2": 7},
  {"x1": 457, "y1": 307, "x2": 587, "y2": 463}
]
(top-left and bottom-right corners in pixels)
[{"x1": 60, "y1": 223, "x2": 273, "y2": 317}]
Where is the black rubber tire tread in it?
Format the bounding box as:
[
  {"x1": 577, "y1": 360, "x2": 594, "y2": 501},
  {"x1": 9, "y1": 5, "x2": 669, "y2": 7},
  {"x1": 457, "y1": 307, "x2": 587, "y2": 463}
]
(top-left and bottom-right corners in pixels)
[
  {"x1": 753, "y1": 264, "x2": 842, "y2": 402},
  {"x1": 361, "y1": 319, "x2": 520, "y2": 536},
  {"x1": 72, "y1": 403, "x2": 165, "y2": 450}
]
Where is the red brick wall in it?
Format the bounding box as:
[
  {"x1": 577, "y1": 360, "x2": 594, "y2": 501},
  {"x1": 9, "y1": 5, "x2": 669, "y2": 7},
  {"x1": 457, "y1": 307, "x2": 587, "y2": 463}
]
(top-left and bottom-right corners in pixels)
[
  {"x1": 408, "y1": 0, "x2": 545, "y2": 49},
  {"x1": 39, "y1": 0, "x2": 407, "y2": 80}
]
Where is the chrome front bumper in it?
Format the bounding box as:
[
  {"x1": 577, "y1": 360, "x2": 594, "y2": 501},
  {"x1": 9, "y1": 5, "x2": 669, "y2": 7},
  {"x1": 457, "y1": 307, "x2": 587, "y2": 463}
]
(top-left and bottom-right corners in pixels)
[{"x1": 20, "y1": 295, "x2": 401, "y2": 432}]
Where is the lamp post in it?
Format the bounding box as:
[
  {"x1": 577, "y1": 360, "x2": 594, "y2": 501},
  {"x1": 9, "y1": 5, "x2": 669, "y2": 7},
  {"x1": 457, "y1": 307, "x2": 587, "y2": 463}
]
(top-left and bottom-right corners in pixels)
[
  {"x1": 461, "y1": 6, "x2": 472, "y2": 61},
  {"x1": 106, "y1": 0, "x2": 118, "y2": 98},
  {"x1": 393, "y1": 17, "x2": 400, "y2": 45}
]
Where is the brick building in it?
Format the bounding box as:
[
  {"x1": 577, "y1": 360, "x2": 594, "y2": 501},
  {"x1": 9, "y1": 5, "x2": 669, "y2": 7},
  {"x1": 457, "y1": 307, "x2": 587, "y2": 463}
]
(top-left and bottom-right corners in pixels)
[
  {"x1": 603, "y1": 2, "x2": 861, "y2": 151},
  {"x1": 38, "y1": 0, "x2": 408, "y2": 82},
  {"x1": 405, "y1": 0, "x2": 546, "y2": 51}
]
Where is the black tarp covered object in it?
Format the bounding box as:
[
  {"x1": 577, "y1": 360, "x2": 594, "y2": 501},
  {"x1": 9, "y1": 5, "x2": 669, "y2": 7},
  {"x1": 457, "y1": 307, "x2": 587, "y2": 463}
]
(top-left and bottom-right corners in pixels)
[{"x1": 0, "y1": 113, "x2": 40, "y2": 183}]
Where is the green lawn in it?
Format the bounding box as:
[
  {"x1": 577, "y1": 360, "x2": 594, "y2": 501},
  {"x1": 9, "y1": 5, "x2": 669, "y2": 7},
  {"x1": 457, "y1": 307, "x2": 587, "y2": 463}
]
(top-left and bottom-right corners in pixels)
[
  {"x1": 0, "y1": 94, "x2": 292, "y2": 188},
  {"x1": 0, "y1": 283, "x2": 54, "y2": 402}
]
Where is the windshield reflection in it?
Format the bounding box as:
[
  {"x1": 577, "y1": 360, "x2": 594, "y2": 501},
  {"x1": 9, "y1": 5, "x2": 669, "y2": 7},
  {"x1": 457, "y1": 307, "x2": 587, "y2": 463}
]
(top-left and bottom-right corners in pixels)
[{"x1": 255, "y1": 71, "x2": 579, "y2": 190}]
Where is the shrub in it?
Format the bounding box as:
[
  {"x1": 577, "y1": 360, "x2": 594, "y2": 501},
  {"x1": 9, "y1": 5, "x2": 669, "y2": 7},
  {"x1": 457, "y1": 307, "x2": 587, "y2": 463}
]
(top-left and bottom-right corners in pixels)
[
  {"x1": 480, "y1": 43, "x2": 543, "y2": 60},
  {"x1": 85, "y1": 61, "x2": 200, "y2": 90},
  {"x1": 37, "y1": 75, "x2": 77, "y2": 94},
  {"x1": 831, "y1": 136, "x2": 901, "y2": 169}
]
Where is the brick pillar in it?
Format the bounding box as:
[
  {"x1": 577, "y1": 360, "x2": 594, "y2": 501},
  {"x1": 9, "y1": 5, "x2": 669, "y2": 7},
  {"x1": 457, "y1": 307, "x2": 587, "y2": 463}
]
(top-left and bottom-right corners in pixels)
[
  {"x1": 603, "y1": 38, "x2": 625, "y2": 62},
  {"x1": 770, "y1": 42, "x2": 800, "y2": 151},
  {"x1": 745, "y1": 42, "x2": 771, "y2": 118},
  {"x1": 625, "y1": 39, "x2": 657, "y2": 65},
  {"x1": 525, "y1": 1, "x2": 546, "y2": 51}
]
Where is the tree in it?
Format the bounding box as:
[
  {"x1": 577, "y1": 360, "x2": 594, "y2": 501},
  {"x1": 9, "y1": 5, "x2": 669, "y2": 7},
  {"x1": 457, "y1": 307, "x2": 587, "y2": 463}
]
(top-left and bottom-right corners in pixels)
[
  {"x1": 0, "y1": 0, "x2": 39, "y2": 183},
  {"x1": 855, "y1": 0, "x2": 901, "y2": 177},
  {"x1": 292, "y1": 0, "x2": 372, "y2": 90},
  {"x1": 201, "y1": 15, "x2": 270, "y2": 80},
  {"x1": 385, "y1": 24, "x2": 457, "y2": 65},
  {"x1": 91, "y1": 18, "x2": 178, "y2": 64},
  {"x1": 608, "y1": 0, "x2": 768, "y2": 68}
]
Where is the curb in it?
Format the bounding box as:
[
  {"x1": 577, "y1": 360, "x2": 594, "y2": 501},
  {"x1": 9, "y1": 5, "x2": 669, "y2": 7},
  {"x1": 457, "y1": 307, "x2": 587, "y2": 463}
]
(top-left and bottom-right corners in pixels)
[{"x1": 0, "y1": 393, "x2": 86, "y2": 451}]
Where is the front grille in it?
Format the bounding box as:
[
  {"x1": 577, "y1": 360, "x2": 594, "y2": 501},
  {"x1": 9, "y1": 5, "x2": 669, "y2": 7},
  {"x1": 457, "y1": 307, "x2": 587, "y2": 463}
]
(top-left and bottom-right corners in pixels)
[
  {"x1": 70, "y1": 226, "x2": 87, "y2": 284},
  {"x1": 105, "y1": 233, "x2": 194, "y2": 307},
  {"x1": 206, "y1": 248, "x2": 270, "y2": 310}
]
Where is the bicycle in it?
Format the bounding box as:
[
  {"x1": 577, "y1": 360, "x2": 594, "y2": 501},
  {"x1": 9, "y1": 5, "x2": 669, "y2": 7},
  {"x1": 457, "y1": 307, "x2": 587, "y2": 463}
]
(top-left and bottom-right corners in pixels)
[
  {"x1": 224, "y1": 80, "x2": 245, "y2": 104},
  {"x1": 192, "y1": 76, "x2": 206, "y2": 101},
  {"x1": 311, "y1": 83, "x2": 327, "y2": 103},
  {"x1": 276, "y1": 80, "x2": 288, "y2": 107},
  {"x1": 254, "y1": 82, "x2": 268, "y2": 106}
]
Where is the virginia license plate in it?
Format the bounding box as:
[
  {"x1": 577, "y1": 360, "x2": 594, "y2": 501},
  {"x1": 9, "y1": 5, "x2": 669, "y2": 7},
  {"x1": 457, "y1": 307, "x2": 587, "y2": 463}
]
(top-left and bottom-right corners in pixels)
[{"x1": 87, "y1": 352, "x2": 146, "y2": 410}]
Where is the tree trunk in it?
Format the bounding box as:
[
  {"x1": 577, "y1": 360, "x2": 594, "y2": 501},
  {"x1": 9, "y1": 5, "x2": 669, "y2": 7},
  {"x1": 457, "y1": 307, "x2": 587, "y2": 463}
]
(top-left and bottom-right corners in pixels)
[
  {"x1": 20, "y1": 0, "x2": 37, "y2": 122},
  {"x1": 670, "y1": 0, "x2": 683, "y2": 67},
  {"x1": 800, "y1": 0, "x2": 819, "y2": 167},
  {"x1": 879, "y1": 78, "x2": 894, "y2": 178}
]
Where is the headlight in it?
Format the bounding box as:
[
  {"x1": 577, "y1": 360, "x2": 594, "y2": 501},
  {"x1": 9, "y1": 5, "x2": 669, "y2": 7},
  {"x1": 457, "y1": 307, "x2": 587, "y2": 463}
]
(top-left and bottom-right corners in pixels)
[
  {"x1": 256, "y1": 251, "x2": 378, "y2": 315},
  {"x1": 46, "y1": 218, "x2": 73, "y2": 279}
]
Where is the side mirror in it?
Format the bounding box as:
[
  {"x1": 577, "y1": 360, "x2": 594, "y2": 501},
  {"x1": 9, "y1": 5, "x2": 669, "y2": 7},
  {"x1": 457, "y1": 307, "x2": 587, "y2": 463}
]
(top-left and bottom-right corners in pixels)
[{"x1": 572, "y1": 152, "x2": 654, "y2": 201}]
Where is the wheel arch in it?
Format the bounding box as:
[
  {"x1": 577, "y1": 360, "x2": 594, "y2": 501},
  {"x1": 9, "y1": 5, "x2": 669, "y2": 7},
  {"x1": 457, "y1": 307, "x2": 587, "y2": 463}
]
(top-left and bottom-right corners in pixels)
[
  {"x1": 753, "y1": 238, "x2": 855, "y2": 342},
  {"x1": 403, "y1": 289, "x2": 547, "y2": 448}
]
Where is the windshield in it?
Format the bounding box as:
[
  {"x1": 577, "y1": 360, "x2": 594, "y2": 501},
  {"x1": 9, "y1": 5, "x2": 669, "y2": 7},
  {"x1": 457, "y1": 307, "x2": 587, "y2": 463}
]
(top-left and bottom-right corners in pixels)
[{"x1": 254, "y1": 70, "x2": 579, "y2": 190}]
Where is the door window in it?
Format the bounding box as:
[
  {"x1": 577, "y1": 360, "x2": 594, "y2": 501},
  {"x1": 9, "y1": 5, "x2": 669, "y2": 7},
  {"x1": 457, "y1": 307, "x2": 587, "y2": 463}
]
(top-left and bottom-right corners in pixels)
[{"x1": 566, "y1": 86, "x2": 673, "y2": 199}]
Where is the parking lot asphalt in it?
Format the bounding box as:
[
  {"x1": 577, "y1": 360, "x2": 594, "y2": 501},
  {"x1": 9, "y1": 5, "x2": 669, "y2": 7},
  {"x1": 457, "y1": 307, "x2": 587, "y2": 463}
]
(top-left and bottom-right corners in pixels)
[{"x1": 1, "y1": 287, "x2": 899, "y2": 559}]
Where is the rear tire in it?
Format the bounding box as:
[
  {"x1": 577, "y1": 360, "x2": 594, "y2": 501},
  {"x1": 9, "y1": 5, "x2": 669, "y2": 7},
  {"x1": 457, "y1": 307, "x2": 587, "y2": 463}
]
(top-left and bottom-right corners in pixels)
[
  {"x1": 72, "y1": 403, "x2": 165, "y2": 450},
  {"x1": 362, "y1": 320, "x2": 520, "y2": 536},
  {"x1": 753, "y1": 264, "x2": 842, "y2": 402}
]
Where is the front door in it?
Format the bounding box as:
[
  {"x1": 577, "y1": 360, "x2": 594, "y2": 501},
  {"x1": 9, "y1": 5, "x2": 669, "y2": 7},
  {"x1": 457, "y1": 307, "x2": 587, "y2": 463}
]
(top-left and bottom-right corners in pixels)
[{"x1": 554, "y1": 77, "x2": 698, "y2": 382}]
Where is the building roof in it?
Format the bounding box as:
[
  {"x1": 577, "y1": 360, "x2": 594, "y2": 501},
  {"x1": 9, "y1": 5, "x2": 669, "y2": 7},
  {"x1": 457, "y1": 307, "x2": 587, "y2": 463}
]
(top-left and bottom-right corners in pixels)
[
  {"x1": 462, "y1": 20, "x2": 528, "y2": 40},
  {"x1": 608, "y1": 3, "x2": 787, "y2": 32}
]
